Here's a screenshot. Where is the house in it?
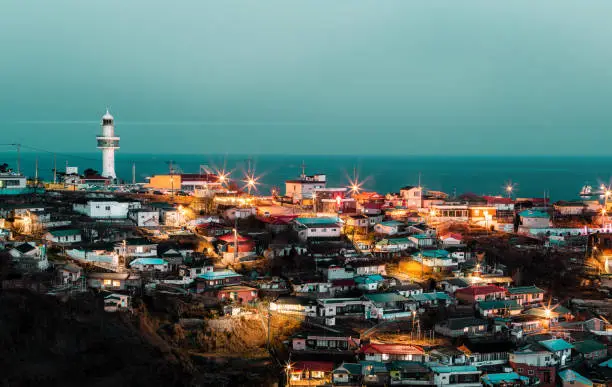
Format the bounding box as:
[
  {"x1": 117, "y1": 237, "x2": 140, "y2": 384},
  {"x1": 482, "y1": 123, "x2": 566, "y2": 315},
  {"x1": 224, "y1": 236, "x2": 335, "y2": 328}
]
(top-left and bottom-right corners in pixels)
[
  {"x1": 7, "y1": 242, "x2": 49, "y2": 271},
  {"x1": 375, "y1": 237, "x2": 414, "y2": 253},
  {"x1": 364, "y1": 292, "x2": 414, "y2": 320},
  {"x1": 294, "y1": 217, "x2": 342, "y2": 241},
  {"x1": 411, "y1": 250, "x2": 457, "y2": 272},
  {"x1": 285, "y1": 174, "x2": 327, "y2": 202},
  {"x1": 195, "y1": 269, "x2": 242, "y2": 291},
  {"x1": 224, "y1": 206, "x2": 256, "y2": 221},
  {"x1": 317, "y1": 297, "x2": 365, "y2": 317},
  {"x1": 57, "y1": 263, "x2": 83, "y2": 284},
  {"x1": 216, "y1": 233, "x2": 256, "y2": 259},
  {"x1": 409, "y1": 292, "x2": 453, "y2": 308},
  {"x1": 128, "y1": 209, "x2": 160, "y2": 227},
  {"x1": 129, "y1": 257, "x2": 169, "y2": 272},
  {"x1": 476, "y1": 299, "x2": 522, "y2": 317},
  {"x1": 509, "y1": 346, "x2": 558, "y2": 387},
  {"x1": 482, "y1": 372, "x2": 530, "y2": 387},
  {"x1": 87, "y1": 272, "x2": 141, "y2": 291},
  {"x1": 44, "y1": 228, "x2": 82, "y2": 244},
  {"x1": 374, "y1": 221, "x2": 404, "y2": 235},
  {"x1": 360, "y1": 343, "x2": 426, "y2": 363},
  {"x1": 327, "y1": 265, "x2": 356, "y2": 280},
  {"x1": 350, "y1": 260, "x2": 387, "y2": 276},
  {"x1": 538, "y1": 338, "x2": 573, "y2": 367},
  {"x1": 439, "y1": 233, "x2": 464, "y2": 246},
  {"x1": 73, "y1": 199, "x2": 137, "y2": 219},
  {"x1": 434, "y1": 317, "x2": 488, "y2": 338},
  {"x1": 439, "y1": 278, "x2": 470, "y2": 293},
  {"x1": 454, "y1": 285, "x2": 507, "y2": 304},
  {"x1": 394, "y1": 282, "x2": 423, "y2": 297},
  {"x1": 291, "y1": 332, "x2": 360, "y2": 353},
  {"x1": 178, "y1": 262, "x2": 214, "y2": 282},
  {"x1": 388, "y1": 361, "x2": 433, "y2": 385},
  {"x1": 554, "y1": 201, "x2": 586, "y2": 216},
  {"x1": 215, "y1": 285, "x2": 258, "y2": 304},
  {"x1": 292, "y1": 279, "x2": 332, "y2": 295},
  {"x1": 429, "y1": 365, "x2": 481, "y2": 387},
  {"x1": 331, "y1": 278, "x2": 356, "y2": 295},
  {"x1": 458, "y1": 340, "x2": 515, "y2": 367},
  {"x1": 104, "y1": 293, "x2": 130, "y2": 312},
  {"x1": 270, "y1": 296, "x2": 317, "y2": 316},
  {"x1": 558, "y1": 369, "x2": 593, "y2": 387},
  {"x1": 518, "y1": 210, "x2": 550, "y2": 229},
  {"x1": 288, "y1": 361, "x2": 333, "y2": 386},
  {"x1": 573, "y1": 340, "x2": 608, "y2": 362},
  {"x1": 360, "y1": 361, "x2": 390, "y2": 386},
  {"x1": 409, "y1": 233, "x2": 436, "y2": 248},
  {"x1": 508, "y1": 315, "x2": 546, "y2": 338},
  {"x1": 399, "y1": 186, "x2": 423, "y2": 208},
  {"x1": 507, "y1": 285, "x2": 545, "y2": 306},
  {"x1": 354, "y1": 274, "x2": 385, "y2": 291},
  {"x1": 346, "y1": 214, "x2": 370, "y2": 230},
  {"x1": 332, "y1": 363, "x2": 362, "y2": 387},
  {"x1": 114, "y1": 238, "x2": 158, "y2": 258}
]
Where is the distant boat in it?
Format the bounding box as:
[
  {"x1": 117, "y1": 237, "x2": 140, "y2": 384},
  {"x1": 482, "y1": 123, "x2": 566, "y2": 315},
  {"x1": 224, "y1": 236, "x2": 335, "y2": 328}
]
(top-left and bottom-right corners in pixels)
[{"x1": 580, "y1": 185, "x2": 593, "y2": 197}]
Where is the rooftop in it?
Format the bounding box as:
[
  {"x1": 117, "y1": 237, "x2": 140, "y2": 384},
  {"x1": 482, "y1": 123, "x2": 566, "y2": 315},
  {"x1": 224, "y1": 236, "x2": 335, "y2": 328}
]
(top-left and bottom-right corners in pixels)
[
  {"x1": 197, "y1": 269, "x2": 242, "y2": 280},
  {"x1": 455, "y1": 285, "x2": 507, "y2": 297},
  {"x1": 477, "y1": 299, "x2": 521, "y2": 310},
  {"x1": 360, "y1": 343, "x2": 424, "y2": 355},
  {"x1": 363, "y1": 292, "x2": 409, "y2": 304},
  {"x1": 129, "y1": 258, "x2": 167, "y2": 266},
  {"x1": 538, "y1": 338, "x2": 573, "y2": 352},
  {"x1": 507, "y1": 285, "x2": 545, "y2": 295},
  {"x1": 518, "y1": 210, "x2": 549, "y2": 219},
  {"x1": 558, "y1": 369, "x2": 592, "y2": 386}
]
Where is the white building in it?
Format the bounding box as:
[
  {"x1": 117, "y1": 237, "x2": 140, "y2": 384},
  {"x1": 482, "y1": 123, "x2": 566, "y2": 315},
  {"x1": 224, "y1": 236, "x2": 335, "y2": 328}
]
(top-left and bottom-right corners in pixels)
[
  {"x1": 128, "y1": 209, "x2": 160, "y2": 227},
  {"x1": 285, "y1": 174, "x2": 326, "y2": 202},
  {"x1": 0, "y1": 173, "x2": 29, "y2": 195},
  {"x1": 399, "y1": 186, "x2": 423, "y2": 208},
  {"x1": 73, "y1": 200, "x2": 138, "y2": 219},
  {"x1": 44, "y1": 229, "x2": 82, "y2": 244},
  {"x1": 374, "y1": 221, "x2": 403, "y2": 235},
  {"x1": 97, "y1": 109, "x2": 119, "y2": 180},
  {"x1": 8, "y1": 242, "x2": 49, "y2": 271},
  {"x1": 129, "y1": 257, "x2": 169, "y2": 272},
  {"x1": 430, "y1": 365, "x2": 481, "y2": 387},
  {"x1": 519, "y1": 210, "x2": 551, "y2": 229},
  {"x1": 294, "y1": 217, "x2": 341, "y2": 241}
]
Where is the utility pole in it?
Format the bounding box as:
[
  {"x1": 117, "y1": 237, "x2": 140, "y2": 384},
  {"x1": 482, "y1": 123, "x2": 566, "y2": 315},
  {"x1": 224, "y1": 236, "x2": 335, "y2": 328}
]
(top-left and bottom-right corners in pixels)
[
  {"x1": 53, "y1": 154, "x2": 57, "y2": 184},
  {"x1": 132, "y1": 162, "x2": 136, "y2": 185},
  {"x1": 34, "y1": 157, "x2": 38, "y2": 183},
  {"x1": 16, "y1": 144, "x2": 21, "y2": 175}
]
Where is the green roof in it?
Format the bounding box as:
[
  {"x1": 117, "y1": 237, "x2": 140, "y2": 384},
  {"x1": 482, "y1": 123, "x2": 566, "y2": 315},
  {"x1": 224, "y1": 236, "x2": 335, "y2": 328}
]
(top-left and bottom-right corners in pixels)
[
  {"x1": 477, "y1": 299, "x2": 522, "y2": 310},
  {"x1": 364, "y1": 292, "x2": 409, "y2": 303},
  {"x1": 558, "y1": 370, "x2": 592, "y2": 386},
  {"x1": 538, "y1": 338, "x2": 573, "y2": 352},
  {"x1": 334, "y1": 363, "x2": 362, "y2": 375},
  {"x1": 409, "y1": 291, "x2": 451, "y2": 302},
  {"x1": 507, "y1": 285, "x2": 545, "y2": 295},
  {"x1": 48, "y1": 229, "x2": 81, "y2": 236},
  {"x1": 319, "y1": 297, "x2": 362, "y2": 304},
  {"x1": 430, "y1": 365, "x2": 478, "y2": 374},
  {"x1": 573, "y1": 340, "x2": 606, "y2": 354},
  {"x1": 359, "y1": 361, "x2": 388, "y2": 374},
  {"x1": 483, "y1": 372, "x2": 529, "y2": 386}
]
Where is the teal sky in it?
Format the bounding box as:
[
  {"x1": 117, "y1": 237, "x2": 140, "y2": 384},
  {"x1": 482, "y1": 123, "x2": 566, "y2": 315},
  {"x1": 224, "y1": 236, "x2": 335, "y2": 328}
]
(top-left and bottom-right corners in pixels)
[{"x1": 2, "y1": 1, "x2": 612, "y2": 155}]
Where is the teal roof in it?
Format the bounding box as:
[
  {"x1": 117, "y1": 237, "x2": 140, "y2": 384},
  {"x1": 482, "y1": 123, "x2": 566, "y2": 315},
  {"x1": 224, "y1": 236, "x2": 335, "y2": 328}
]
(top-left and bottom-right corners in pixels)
[
  {"x1": 386, "y1": 237, "x2": 412, "y2": 245},
  {"x1": 558, "y1": 370, "x2": 592, "y2": 386},
  {"x1": 359, "y1": 361, "x2": 388, "y2": 375},
  {"x1": 295, "y1": 217, "x2": 339, "y2": 225},
  {"x1": 519, "y1": 210, "x2": 549, "y2": 219},
  {"x1": 429, "y1": 365, "x2": 478, "y2": 374},
  {"x1": 48, "y1": 229, "x2": 81, "y2": 236},
  {"x1": 380, "y1": 221, "x2": 403, "y2": 227},
  {"x1": 355, "y1": 274, "x2": 385, "y2": 285},
  {"x1": 415, "y1": 249, "x2": 450, "y2": 259},
  {"x1": 477, "y1": 299, "x2": 522, "y2": 310},
  {"x1": 334, "y1": 363, "x2": 362, "y2": 375},
  {"x1": 538, "y1": 338, "x2": 573, "y2": 352},
  {"x1": 507, "y1": 285, "x2": 545, "y2": 295},
  {"x1": 364, "y1": 292, "x2": 408, "y2": 303},
  {"x1": 599, "y1": 358, "x2": 612, "y2": 368},
  {"x1": 197, "y1": 269, "x2": 242, "y2": 280},
  {"x1": 319, "y1": 297, "x2": 362, "y2": 304},
  {"x1": 483, "y1": 372, "x2": 529, "y2": 386},
  {"x1": 130, "y1": 258, "x2": 167, "y2": 266},
  {"x1": 573, "y1": 340, "x2": 606, "y2": 354},
  {"x1": 411, "y1": 234, "x2": 432, "y2": 239},
  {"x1": 410, "y1": 292, "x2": 451, "y2": 302}
]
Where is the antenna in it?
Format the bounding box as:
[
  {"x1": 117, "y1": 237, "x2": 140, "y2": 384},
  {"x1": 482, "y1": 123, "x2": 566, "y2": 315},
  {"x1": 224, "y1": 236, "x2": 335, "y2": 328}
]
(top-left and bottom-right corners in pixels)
[{"x1": 301, "y1": 160, "x2": 306, "y2": 178}]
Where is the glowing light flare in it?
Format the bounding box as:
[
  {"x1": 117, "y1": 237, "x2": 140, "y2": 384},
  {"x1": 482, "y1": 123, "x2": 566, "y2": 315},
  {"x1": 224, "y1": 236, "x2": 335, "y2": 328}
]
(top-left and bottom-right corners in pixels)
[
  {"x1": 242, "y1": 172, "x2": 260, "y2": 194},
  {"x1": 336, "y1": 196, "x2": 342, "y2": 206},
  {"x1": 429, "y1": 209, "x2": 437, "y2": 217}
]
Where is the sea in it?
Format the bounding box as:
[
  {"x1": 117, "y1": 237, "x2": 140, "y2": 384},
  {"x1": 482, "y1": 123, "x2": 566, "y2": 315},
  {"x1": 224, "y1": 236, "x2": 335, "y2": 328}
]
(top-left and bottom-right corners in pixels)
[{"x1": 2, "y1": 152, "x2": 612, "y2": 201}]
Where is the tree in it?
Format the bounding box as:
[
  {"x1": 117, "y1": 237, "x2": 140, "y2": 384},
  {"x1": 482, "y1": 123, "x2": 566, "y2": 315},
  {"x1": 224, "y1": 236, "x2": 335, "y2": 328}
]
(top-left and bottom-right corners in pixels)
[
  {"x1": 83, "y1": 168, "x2": 99, "y2": 177},
  {"x1": 0, "y1": 163, "x2": 11, "y2": 173}
]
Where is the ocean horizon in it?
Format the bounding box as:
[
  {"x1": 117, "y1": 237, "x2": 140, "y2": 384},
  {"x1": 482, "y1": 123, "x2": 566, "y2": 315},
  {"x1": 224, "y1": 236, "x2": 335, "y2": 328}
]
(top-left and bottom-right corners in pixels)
[{"x1": 2, "y1": 152, "x2": 611, "y2": 201}]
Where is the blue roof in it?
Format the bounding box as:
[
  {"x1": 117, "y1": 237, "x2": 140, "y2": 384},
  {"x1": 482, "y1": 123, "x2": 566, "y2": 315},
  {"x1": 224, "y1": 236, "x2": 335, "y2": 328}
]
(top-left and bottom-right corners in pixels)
[
  {"x1": 355, "y1": 274, "x2": 385, "y2": 284},
  {"x1": 483, "y1": 372, "x2": 529, "y2": 386},
  {"x1": 295, "y1": 217, "x2": 339, "y2": 225},
  {"x1": 198, "y1": 269, "x2": 242, "y2": 280},
  {"x1": 538, "y1": 338, "x2": 573, "y2": 352},
  {"x1": 129, "y1": 258, "x2": 167, "y2": 266},
  {"x1": 380, "y1": 221, "x2": 403, "y2": 227},
  {"x1": 599, "y1": 358, "x2": 612, "y2": 368},
  {"x1": 519, "y1": 210, "x2": 549, "y2": 218},
  {"x1": 558, "y1": 370, "x2": 592, "y2": 386},
  {"x1": 415, "y1": 249, "x2": 450, "y2": 258},
  {"x1": 429, "y1": 365, "x2": 478, "y2": 374}
]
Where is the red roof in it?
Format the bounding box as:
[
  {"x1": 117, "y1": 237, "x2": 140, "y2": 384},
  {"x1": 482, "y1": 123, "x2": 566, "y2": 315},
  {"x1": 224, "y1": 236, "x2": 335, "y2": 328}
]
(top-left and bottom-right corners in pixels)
[
  {"x1": 257, "y1": 215, "x2": 298, "y2": 225},
  {"x1": 359, "y1": 343, "x2": 424, "y2": 355},
  {"x1": 441, "y1": 233, "x2": 463, "y2": 241},
  {"x1": 455, "y1": 285, "x2": 507, "y2": 297},
  {"x1": 331, "y1": 279, "x2": 356, "y2": 287},
  {"x1": 482, "y1": 196, "x2": 514, "y2": 205},
  {"x1": 217, "y1": 234, "x2": 251, "y2": 243},
  {"x1": 292, "y1": 361, "x2": 334, "y2": 372}
]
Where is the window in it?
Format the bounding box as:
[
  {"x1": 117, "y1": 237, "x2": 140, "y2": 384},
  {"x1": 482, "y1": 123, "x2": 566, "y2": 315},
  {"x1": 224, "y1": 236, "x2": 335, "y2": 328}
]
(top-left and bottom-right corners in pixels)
[
  {"x1": 105, "y1": 206, "x2": 111, "y2": 211},
  {"x1": 517, "y1": 368, "x2": 523, "y2": 373},
  {"x1": 528, "y1": 370, "x2": 534, "y2": 375},
  {"x1": 332, "y1": 228, "x2": 337, "y2": 232},
  {"x1": 112, "y1": 280, "x2": 120, "y2": 287},
  {"x1": 322, "y1": 228, "x2": 327, "y2": 232},
  {"x1": 103, "y1": 279, "x2": 112, "y2": 285}
]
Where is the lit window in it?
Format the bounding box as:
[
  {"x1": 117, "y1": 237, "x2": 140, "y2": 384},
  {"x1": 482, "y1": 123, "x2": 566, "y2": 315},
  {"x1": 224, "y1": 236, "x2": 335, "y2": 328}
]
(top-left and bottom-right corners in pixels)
[
  {"x1": 103, "y1": 279, "x2": 112, "y2": 285},
  {"x1": 112, "y1": 280, "x2": 120, "y2": 287}
]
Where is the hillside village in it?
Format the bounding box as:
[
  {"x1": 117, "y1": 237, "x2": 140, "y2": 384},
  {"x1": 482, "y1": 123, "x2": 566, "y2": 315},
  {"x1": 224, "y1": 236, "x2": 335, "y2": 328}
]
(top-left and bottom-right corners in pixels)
[{"x1": 1, "y1": 168, "x2": 612, "y2": 386}]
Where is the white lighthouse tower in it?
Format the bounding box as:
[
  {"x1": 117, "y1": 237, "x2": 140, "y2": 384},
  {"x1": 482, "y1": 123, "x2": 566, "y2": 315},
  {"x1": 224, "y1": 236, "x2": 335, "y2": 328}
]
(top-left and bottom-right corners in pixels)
[{"x1": 96, "y1": 109, "x2": 119, "y2": 180}]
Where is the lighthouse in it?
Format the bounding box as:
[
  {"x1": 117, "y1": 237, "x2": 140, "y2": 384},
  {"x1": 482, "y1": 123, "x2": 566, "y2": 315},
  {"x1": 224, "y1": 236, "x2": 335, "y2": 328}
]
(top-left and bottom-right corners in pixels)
[{"x1": 96, "y1": 109, "x2": 119, "y2": 180}]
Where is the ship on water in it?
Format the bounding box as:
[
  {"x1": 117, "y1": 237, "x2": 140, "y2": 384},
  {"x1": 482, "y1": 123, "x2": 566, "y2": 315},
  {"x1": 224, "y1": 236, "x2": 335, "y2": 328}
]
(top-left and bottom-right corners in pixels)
[{"x1": 579, "y1": 183, "x2": 607, "y2": 199}]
